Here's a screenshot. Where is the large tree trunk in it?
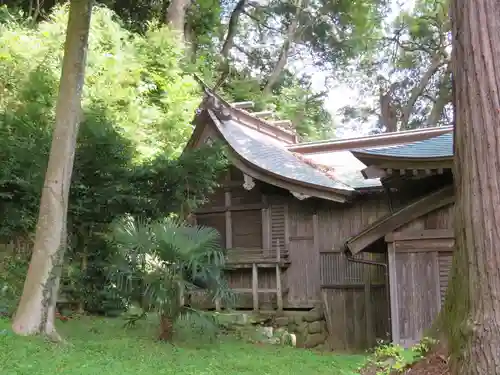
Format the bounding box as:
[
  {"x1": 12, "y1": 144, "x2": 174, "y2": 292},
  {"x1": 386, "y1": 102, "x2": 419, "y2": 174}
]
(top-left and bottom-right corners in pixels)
[
  {"x1": 11, "y1": 0, "x2": 92, "y2": 338},
  {"x1": 442, "y1": 0, "x2": 500, "y2": 373},
  {"x1": 165, "y1": 0, "x2": 191, "y2": 39}
]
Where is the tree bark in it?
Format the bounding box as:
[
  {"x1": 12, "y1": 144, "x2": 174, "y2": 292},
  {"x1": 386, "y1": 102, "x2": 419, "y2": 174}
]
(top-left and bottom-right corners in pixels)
[
  {"x1": 11, "y1": 0, "x2": 92, "y2": 338},
  {"x1": 262, "y1": 0, "x2": 302, "y2": 96},
  {"x1": 221, "y1": 0, "x2": 247, "y2": 59},
  {"x1": 427, "y1": 63, "x2": 452, "y2": 127},
  {"x1": 443, "y1": 0, "x2": 500, "y2": 373},
  {"x1": 165, "y1": 0, "x2": 191, "y2": 39},
  {"x1": 400, "y1": 57, "x2": 445, "y2": 130}
]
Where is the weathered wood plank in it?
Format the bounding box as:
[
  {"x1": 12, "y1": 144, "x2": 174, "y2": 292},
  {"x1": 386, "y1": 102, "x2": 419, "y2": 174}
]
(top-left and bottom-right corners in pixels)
[
  {"x1": 388, "y1": 242, "x2": 400, "y2": 344},
  {"x1": 386, "y1": 229, "x2": 454, "y2": 242},
  {"x1": 252, "y1": 263, "x2": 259, "y2": 311},
  {"x1": 346, "y1": 186, "x2": 454, "y2": 255}
]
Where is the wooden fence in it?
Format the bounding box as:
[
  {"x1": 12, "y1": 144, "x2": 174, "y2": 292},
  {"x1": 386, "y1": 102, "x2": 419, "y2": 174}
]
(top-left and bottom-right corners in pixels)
[{"x1": 320, "y1": 251, "x2": 390, "y2": 351}]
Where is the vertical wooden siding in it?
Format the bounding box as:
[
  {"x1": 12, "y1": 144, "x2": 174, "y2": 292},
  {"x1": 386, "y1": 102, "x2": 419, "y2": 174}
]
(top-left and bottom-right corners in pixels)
[
  {"x1": 316, "y1": 196, "x2": 391, "y2": 350},
  {"x1": 286, "y1": 201, "x2": 320, "y2": 307},
  {"x1": 387, "y1": 204, "x2": 454, "y2": 347}
]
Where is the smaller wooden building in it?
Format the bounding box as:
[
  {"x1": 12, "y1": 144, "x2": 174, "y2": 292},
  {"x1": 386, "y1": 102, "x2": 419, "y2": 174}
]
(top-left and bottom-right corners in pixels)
[
  {"x1": 184, "y1": 86, "x2": 455, "y2": 350},
  {"x1": 347, "y1": 132, "x2": 455, "y2": 347}
]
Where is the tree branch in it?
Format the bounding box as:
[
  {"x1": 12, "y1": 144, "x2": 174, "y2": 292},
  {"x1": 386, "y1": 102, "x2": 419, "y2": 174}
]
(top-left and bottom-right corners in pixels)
[
  {"x1": 400, "y1": 56, "x2": 447, "y2": 129},
  {"x1": 427, "y1": 63, "x2": 452, "y2": 126},
  {"x1": 221, "y1": 0, "x2": 247, "y2": 59},
  {"x1": 262, "y1": 0, "x2": 302, "y2": 96}
]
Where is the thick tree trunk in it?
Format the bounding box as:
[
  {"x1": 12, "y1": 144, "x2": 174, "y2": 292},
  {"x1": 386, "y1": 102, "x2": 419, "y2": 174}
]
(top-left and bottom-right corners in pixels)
[
  {"x1": 165, "y1": 0, "x2": 191, "y2": 39},
  {"x1": 11, "y1": 0, "x2": 92, "y2": 338},
  {"x1": 443, "y1": 0, "x2": 500, "y2": 373}
]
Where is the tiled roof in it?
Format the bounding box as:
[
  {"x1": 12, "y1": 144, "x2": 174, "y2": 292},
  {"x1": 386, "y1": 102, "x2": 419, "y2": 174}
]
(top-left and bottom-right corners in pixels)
[
  {"x1": 212, "y1": 115, "x2": 356, "y2": 192},
  {"x1": 302, "y1": 151, "x2": 381, "y2": 189},
  {"x1": 354, "y1": 132, "x2": 453, "y2": 159}
]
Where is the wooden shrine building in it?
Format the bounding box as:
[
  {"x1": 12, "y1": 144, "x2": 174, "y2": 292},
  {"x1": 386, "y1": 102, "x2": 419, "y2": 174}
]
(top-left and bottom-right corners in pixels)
[{"x1": 184, "y1": 85, "x2": 455, "y2": 350}]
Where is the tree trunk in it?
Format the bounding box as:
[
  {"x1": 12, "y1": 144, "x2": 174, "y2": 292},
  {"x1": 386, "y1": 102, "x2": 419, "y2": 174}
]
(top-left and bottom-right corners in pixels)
[
  {"x1": 220, "y1": 0, "x2": 247, "y2": 59},
  {"x1": 158, "y1": 314, "x2": 174, "y2": 341},
  {"x1": 165, "y1": 0, "x2": 191, "y2": 39},
  {"x1": 11, "y1": 0, "x2": 92, "y2": 338},
  {"x1": 442, "y1": 0, "x2": 500, "y2": 373},
  {"x1": 262, "y1": 0, "x2": 302, "y2": 96}
]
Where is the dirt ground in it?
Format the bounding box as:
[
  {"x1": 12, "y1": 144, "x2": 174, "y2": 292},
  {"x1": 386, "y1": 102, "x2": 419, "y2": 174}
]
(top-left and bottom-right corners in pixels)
[{"x1": 402, "y1": 347, "x2": 449, "y2": 375}]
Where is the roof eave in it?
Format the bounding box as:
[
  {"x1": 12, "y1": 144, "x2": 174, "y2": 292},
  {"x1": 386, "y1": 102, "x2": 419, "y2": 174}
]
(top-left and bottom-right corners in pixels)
[{"x1": 206, "y1": 110, "x2": 354, "y2": 203}]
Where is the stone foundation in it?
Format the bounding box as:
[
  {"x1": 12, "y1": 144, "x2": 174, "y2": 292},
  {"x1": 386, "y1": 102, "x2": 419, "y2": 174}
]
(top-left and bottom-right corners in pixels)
[
  {"x1": 217, "y1": 306, "x2": 329, "y2": 350},
  {"x1": 273, "y1": 307, "x2": 328, "y2": 350}
]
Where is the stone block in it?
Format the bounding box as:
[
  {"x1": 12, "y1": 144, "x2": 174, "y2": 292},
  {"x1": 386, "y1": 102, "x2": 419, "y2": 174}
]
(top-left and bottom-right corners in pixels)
[
  {"x1": 304, "y1": 333, "x2": 327, "y2": 348},
  {"x1": 275, "y1": 316, "x2": 289, "y2": 327},
  {"x1": 308, "y1": 321, "x2": 322, "y2": 334},
  {"x1": 303, "y1": 307, "x2": 323, "y2": 322}
]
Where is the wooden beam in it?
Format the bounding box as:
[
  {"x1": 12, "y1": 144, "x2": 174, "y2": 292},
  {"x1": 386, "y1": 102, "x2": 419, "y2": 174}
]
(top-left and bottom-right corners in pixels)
[
  {"x1": 231, "y1": 101, "x2": 254, "y2": 109},
  {"x1": 271, "y1": 120, "x2": 292, "y2": 128},
  {"x1": 388, "y1": 242, "x2": 400, "y2": 344},
  {"x1": 364, "y1": 265, "x2": 374, "y2": 346},
  {"x1": 385, "y1": 229, "x2": 454, "y2": 242},
  {"x1": 345, "y1": 185, "x2": 454, "y2": 255},
  {"x1": 252, "y1": 263, "x2": 259, "y2": 311},
  {"x1": 275, "y1": 240, "x2": 283, "y2": 311},
  {"x1": 195, "y1": 202, "x2": 266, "y2": 214},
  {"x1": 225, "y1": 191, "x2": 232, "y2": 248},
  {"x1": 251, "y1": 110, "x2": 274, "y2": 118},
  {"x1": 357, "y1": 157, "x2": 454, "y2": 171}
]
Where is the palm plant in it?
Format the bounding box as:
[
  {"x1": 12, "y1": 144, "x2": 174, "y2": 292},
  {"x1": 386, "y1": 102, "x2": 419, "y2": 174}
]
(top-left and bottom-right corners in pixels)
[{"x1": 108, "y1": 215, "x2": 234, "y2": 341}]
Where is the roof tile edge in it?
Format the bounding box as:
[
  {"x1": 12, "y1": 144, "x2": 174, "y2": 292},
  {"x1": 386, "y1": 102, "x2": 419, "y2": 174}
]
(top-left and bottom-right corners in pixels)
[{"x1": 288, "y1": 126, "x2": 454, "y2": 153}]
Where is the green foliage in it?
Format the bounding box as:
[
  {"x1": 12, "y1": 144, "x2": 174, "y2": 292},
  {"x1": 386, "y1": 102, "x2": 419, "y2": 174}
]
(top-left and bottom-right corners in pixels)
[
  {"x1": 108, "y1": 216, "x2": 235, "y2": 336},
  {"x1": 0, "y1": 247, "x2": 29, "y2": 316},
  {"x1": 0, "y1": 5, "x2": 229, "y2": 316},
  {"x1": 362, "y1": 337, "x2": 437, "y2": 375}
]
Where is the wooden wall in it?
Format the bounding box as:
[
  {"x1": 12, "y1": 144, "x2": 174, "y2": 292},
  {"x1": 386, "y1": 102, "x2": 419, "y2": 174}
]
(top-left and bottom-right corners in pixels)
[
  {"x1": 387, "y1": 203, "x2": 454, "y2": 347},
  {"x1": 316, "y1": 196, "x2": 392, "y2": 350},
  {"x1": 194, "y1": 164, "x2": 393, "y2": 350}
]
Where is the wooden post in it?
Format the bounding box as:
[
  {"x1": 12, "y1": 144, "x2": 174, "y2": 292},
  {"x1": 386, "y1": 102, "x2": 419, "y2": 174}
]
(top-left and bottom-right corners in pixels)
[
  {"x1": 179, "y1": 282, "x2": 185, "y2": 306},
  {"x1": 215, "y1": 297, "x2": 221, "y2": 312},
  {"x1": 388, "y1": 242, "x2": 400, "y2": 344},
  {"x1": 225, "y1": 191, "x2": 232, "y2": 248},
  {"x1": 276, "y1": 240, "x2": 283, "y2": 311},
  {"x1": 364, "y1": 261, "x2": 374, "y2": 347},
  {"x1": 252, "y1": 263, "x2": 259, "y2": 311}
]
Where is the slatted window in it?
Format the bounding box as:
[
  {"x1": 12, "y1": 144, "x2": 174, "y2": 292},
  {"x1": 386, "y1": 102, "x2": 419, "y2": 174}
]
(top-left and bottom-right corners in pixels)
[
  {"x1": 196, "y1": 213, "x2": 226, "y2": 248},
  {"x1": 438, "y1": 252, "x2": 453, "y2": 305},
  {"x1": 270, "y1": 203, "x2": 286, "y2": 251},
  {"x1": 231, "y1": 210, "x2": 262, "y2": 248}
]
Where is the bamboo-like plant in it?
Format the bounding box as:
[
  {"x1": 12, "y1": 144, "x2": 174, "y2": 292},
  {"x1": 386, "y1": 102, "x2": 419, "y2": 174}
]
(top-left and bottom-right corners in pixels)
[{"x1": 108, "y1": 215, "x2": 234, "y2": 341}]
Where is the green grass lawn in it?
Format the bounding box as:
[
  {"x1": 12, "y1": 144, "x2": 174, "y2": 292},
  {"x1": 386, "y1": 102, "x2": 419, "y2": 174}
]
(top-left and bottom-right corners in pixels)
[{"x1": 0, "y1": 316, "x2": 365, "y2": 375}]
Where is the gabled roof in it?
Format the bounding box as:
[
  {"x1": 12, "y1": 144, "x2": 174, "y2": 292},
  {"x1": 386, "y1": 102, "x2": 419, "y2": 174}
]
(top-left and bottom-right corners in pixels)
[
  {"x1": 187, "y1": 78, "x2": 455, "y2": 201},
  {"x1": 208, "y1": 111, "x2": 354, "y2": 193},
  {"x1": 353, "y1": 132, "x2": 453, "y2": 160}
]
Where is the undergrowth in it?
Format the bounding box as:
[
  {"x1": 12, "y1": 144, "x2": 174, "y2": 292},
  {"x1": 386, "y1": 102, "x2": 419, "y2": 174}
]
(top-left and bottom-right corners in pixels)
[{"x1": 360, "y1": 337, "x2": 437, "y2": 375}]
